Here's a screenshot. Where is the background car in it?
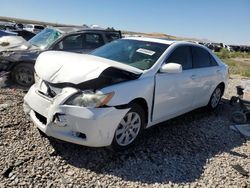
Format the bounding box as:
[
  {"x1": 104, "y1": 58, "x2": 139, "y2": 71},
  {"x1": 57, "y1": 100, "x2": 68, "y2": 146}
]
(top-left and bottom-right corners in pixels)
[
  {"x1": 24, "y1": 37, "x2": 228, "y2": 150},
  {"x1": 0, "y1": 26, "x2": 122, "y2": 86},
  {"x1": 0, "y1": 29, "x2": 17, "y2": 37},
  {"x1": 23, "y1": 24, "x2": 45, "y2": 34}
]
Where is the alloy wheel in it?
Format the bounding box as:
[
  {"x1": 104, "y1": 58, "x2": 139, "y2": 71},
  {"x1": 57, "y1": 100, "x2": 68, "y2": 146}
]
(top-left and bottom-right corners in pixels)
[
  {"x1": 211, "y1": 87, "x2": 221, "y2": 108},
  {"x1": 115, "y1": 112, "x2": 141, "y2": 146},
  {"x1": 14, "y1": 66, "x2": 34, "y2": 86}
]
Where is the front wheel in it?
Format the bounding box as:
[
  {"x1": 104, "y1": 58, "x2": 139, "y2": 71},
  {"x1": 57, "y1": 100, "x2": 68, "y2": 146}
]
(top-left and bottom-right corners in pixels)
[
  {"x1": 11, "y1": 63, "x2": 34, "y2": 87},
  {"x1": 207, "y1": 85, "x2": 223, "y2": 110},
  {"x1": 111, "y1": 104, "x2": 145, "y2": 151}
]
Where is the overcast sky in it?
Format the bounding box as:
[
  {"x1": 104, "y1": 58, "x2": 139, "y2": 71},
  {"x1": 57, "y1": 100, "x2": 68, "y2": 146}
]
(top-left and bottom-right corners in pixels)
[{"x1": 1, "y1": 0, "x2": 250, "y2": 45}]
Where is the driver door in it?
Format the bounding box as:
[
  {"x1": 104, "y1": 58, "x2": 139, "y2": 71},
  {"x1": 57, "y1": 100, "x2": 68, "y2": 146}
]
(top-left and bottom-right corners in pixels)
[{"x1": 153, "y1": 45, "x2": 195, "y2": 122}]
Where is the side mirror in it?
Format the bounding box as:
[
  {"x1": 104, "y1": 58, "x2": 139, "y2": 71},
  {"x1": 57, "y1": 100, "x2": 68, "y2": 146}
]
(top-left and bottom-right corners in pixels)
[{"x1": 160, "y1": 63, "x2": 182, "y2": 73}]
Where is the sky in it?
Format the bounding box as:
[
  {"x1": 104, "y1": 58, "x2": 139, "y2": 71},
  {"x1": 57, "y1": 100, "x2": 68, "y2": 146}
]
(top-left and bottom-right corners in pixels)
[{"x1": 1, "y1": 0, "x2": 250, "y2": 45}]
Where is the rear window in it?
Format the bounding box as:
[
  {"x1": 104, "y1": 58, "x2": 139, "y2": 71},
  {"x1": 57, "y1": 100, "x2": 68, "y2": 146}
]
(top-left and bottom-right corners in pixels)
[
  {"x1": 57, "y1": 34, "x2": 83, "y2": 50},
  {"x1": 105, "y1": 32, "x2": 121, "y2": 42},
  {"x1": 34, "y1": 25, "x2": 44, "y2": 30},
  {"x1": 83, "y1": 33, "x2": 104, "y2": 49}
]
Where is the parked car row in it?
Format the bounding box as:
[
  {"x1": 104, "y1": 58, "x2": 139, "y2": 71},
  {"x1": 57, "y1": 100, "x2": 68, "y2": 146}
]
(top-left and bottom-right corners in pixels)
[
  {"x1": 0, "y1": 21, "x2": 44, "y2": 34},
  {"x1": 1, "y1": 21, "x2": 36, "y2": 42},
  {"x1": 0, "y1": 29, "x2": 36, "y2": 41},
  {"x1": 196, "y1": 41, "x2": 250, "y2": 52}
]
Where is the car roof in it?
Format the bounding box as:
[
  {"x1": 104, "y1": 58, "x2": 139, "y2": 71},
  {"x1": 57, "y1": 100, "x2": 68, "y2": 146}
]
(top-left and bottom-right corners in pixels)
[
  {"x1": 52, "y1": 26, "x2": 120, "y2": 34},
  {"x1": 123, "y1": 37, "x2": 210, "y2": 49},
  {"x1": 124, "y1": 37, "x2": 177, "y2": 45}
]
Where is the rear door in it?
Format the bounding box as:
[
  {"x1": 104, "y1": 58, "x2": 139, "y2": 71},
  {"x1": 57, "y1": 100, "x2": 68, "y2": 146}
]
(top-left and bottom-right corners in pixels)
[{"x1": 190, "y1": 46, "x2": 221, "y2": 107}]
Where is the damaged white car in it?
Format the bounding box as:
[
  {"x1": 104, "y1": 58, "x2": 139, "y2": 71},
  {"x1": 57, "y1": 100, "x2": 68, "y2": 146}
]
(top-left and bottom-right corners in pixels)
[{"x1": 24, "y1": 38, "x2": 228, "y2": 150}]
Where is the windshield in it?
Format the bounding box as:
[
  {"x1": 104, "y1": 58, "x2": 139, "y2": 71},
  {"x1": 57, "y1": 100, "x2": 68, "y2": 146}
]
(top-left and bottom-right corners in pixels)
[
  {"x1": 29, "y1": 28, "x2": 61, "y2": 49},
  {"x1": 91, "y1": 39, "x2": 169, "y2": 70}
]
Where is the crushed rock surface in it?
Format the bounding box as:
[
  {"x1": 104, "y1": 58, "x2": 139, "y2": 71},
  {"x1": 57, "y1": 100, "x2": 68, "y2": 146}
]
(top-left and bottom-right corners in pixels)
[{"x1": 0, "y1": 76, "x2": 249, "y2": 187}]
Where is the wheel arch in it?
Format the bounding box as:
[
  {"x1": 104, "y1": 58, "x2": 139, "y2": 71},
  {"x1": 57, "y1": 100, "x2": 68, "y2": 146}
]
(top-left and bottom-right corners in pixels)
[
  {"x1": 10, "y1": 61, "x2": 35, "y2": 70},
  {"x1": 128, "y1": 97, "x2": 149, "y2": 126},
  {"x1": 218, "y1": 82, "x2": 225, "y2": 95}
]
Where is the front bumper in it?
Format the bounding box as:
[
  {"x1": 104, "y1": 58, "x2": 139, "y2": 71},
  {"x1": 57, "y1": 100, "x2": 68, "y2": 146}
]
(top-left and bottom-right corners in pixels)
[{"x1": 24, "y1": 84, "x2": 129, "y2": 147}]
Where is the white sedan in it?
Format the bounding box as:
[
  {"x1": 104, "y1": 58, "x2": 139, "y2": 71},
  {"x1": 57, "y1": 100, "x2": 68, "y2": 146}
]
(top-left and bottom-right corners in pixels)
[{"x1": 23, "y1": 37, "x2": 228, "y2": 150}]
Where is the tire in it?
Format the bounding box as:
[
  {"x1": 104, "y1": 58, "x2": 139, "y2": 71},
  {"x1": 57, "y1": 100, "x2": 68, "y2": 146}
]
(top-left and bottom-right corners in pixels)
[
  {"x1": 232, "y1": 111, "x2": 247, "y2": 124},
  {"x1": 110, "y1": 104, "x2": 145, "y2": 151},
  {"x1": 11, "y1": 63, "x2": 35, "y2": 87},
  {"x1": 230, "y1": 96, "x2": 238, "y2": 106},
  {"x1": 207, "y1": 85, "x2": 223, "y2": 110}
]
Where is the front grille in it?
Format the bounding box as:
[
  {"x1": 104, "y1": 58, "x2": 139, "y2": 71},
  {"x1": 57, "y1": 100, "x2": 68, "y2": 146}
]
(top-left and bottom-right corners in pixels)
[{"x1": 34, "y1": 111, "x2": 47, "y2": 125}]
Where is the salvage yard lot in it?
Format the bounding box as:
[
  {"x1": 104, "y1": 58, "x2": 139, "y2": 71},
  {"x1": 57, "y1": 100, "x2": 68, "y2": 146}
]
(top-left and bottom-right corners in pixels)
[{"x1": 0, "y1": 77, "x2": 250, "y2": 187}]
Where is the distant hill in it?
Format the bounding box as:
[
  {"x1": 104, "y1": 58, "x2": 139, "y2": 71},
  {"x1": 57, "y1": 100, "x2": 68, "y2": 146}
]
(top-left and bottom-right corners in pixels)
[
  {"x1": 0, "y1": 16, "x2": 213, "y2": 43},
  {"x1": 0, "y1": 16, "x2": 77, "y2": 27},
  {"x1": 122, "y1": 31, "x2": 213, "y2": 43}
]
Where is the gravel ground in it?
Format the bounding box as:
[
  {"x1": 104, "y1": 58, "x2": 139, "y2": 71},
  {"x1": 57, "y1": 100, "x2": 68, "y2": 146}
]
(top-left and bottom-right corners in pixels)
[{"x1": 0, "y1": 76, "x2": 249, "y2": 187}]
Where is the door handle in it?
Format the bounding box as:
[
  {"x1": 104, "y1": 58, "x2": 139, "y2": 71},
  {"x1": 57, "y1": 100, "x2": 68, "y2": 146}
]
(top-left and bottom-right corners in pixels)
[
  {"x1": 216, "y1": 70, "x2": 221, "y2": 73},
  {"x1": 191, "y1": 75, "x2": 196, "y2": 79}
]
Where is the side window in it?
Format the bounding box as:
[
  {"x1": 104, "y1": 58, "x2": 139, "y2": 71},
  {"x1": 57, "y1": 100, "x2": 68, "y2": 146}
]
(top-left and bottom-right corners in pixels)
[
  {"x1": 166, "y1": 46, "x2": 192, "y2": 70},
  {"x1": 83, "y1": 33, "x2": 104, "y2": 49},
  {"x1": 34, "y1": 26, "x2": 44, "y2": 30},
  {"x1": 55, "y1": 34, "x2": 83, "y2": 50},
  {"x1": 105, "y1": 33, "x2": 120, "y2": 42},
  {"x1": 192, "y1": 47, "x2": 211, "y2": 68}
]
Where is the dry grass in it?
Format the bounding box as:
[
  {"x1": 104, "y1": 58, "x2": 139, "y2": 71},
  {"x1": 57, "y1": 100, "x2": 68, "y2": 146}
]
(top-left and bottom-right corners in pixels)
[
  {"x1": 215, "y1": 49, "x2": 250, "y2": 77},
  {"x1": 220, "y1": 58, "x2": 250, "y2": 77}
]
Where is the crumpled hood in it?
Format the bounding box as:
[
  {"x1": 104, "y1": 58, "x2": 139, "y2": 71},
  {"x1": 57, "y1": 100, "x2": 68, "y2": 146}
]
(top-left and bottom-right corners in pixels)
[
  {"x1": 0, "y1": 36, "x2": 35, "y2": 52},
  {"x1": 35, "y1": 51, "x2": 143, "y2": 84}
]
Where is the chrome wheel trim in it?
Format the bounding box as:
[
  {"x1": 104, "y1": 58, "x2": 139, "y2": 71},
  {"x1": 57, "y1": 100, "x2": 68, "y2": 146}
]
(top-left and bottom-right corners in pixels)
[
  {"x1": 211, "y1": 88, "x2": 221, "y2": 108},
  {"x1": 115, "y1": 112, "x2": 141, "y2": 146}
]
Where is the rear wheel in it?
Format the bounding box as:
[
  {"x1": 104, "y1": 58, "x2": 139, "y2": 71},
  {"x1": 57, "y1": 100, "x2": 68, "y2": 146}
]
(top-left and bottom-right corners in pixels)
[
  {"x1": 111, "y1": 104, "x2": 145, "y2": 151},
  {"x1": 11, "y1": 63, "x2": 34, "y2": 87},
  {"x1": 207, "y1": 85, "x2": 223, "y2": 110},
  {"x1": 230, "y1": 96, "x2": 239, "y2": 106},
  {"x1": 232, "y1": 111, "x2": 247, "y2": 124}
]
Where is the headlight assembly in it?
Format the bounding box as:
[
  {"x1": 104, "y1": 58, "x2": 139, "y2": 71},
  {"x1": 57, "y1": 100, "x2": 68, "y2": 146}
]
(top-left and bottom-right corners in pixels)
[
  {"x1": 1, "y1": 51, "x2": 14, "y2": 57},
  {"x1": 65, "y1": 91, "x2": 114, "y2": 108}
]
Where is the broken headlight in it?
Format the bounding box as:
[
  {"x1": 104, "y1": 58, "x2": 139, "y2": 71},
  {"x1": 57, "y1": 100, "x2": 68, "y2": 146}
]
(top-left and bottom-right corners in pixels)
[{"x1": 65, "y1": 91, "x2": 114, "y2": 108}]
